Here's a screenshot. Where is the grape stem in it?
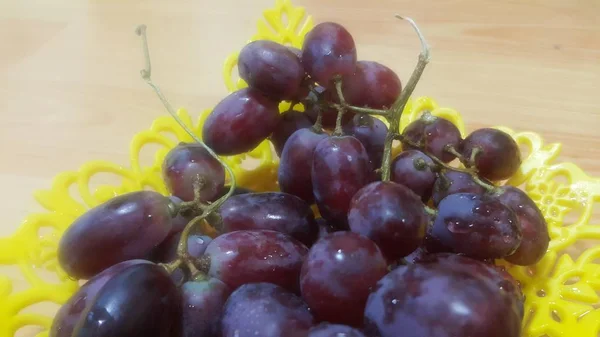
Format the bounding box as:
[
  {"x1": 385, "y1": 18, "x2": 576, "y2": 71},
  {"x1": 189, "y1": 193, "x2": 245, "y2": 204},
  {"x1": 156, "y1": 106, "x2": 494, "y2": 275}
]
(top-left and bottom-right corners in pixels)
[{"x1": 333, "y1": 77, "x2": 347, "y2": 135}]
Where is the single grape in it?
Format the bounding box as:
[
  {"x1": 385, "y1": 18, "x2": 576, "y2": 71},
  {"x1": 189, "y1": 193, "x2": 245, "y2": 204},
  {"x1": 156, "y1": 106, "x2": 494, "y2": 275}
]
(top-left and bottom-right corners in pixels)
[
  {"x1": 460, "y1": 128, "x2": 521, "y2": 181},
  {"x1": 278, "y1": 128, "x2": 328, "y2": 203},
  {"x1": 58, "y1": 191, "x2": 173, "y2": 279},
  {"x1": 308, "y1": 323, "x2": 367, "y2": 337},
  {"x1": 238, "y1": 40, "x2": 305, "y2": 101},
  {"x1": 432, "y1": 170, "x2": 488, "y2": 206},
  {"x1": 300, "y1": 232, "x2": 387, "y2": 326},
  {"x1": 302, "y1": 22, "x2": 357, "y2": 84},
  {"x1": 348, "y1": 181, "x2": 427, "y2": 261},
  {"x1": 71, "y1": 263, "x2": 181, "y2": 337},
  {"x1": 203, "y1": 88, "x2": 280, "y2": 155},
  {"x1": 200, "y1": 230, "x2": 308, "y2": 292},
  {"x1": 342, "y1": 114, "x2": 388, "y2": 168},
  {"x1": 271, "y1": 109, "x2": 313, "y2": 155},
  {"x1": 494, "y1": 186, "x2": 550, "y2": 265},
  {"x1": 391, "y1": 150, "x2": 436, "y2": 202},
  {"x1": 181, "y1": 278, "x2": 231, "y2": 337},
  {"x1": 341, "y1": 60, "x2": 401, "y2": 109},
  {"x1": 431, "y1": 193, "x2": 522, "y2": 259},
  {"x1": 312, "y1": 136, "x2": 373, "y2": 228},
  {"x1": 401, "y1": 112, "x2": 462, "y2": 163}
]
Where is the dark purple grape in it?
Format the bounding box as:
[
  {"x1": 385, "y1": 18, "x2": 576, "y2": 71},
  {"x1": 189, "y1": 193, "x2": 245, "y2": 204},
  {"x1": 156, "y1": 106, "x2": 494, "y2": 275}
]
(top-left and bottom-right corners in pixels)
[
  {"x1": 162, "y1": 143, "x2": 225, "y2": 202},
  {"x1": 71, "y1": 263, "x2": 181, "y2": 337},
  {"x1": 432, "y1": 170, "x2": 488, "y2": 206},
  {"x1": 300, "y1": 232, "x2": 387, "y2": 326},
  {"x1": 494, "y1": 186, "x2": 549, "y2": 265},
  {"x1": 181, "y1": 278, "x2": 231, "y2": 337},
  {"x1": 312, "y1": 136, "x2": 372, "y2": 228},
  {"x1": 341, "y1": 60, "x2": 401, "y2": 109},
  {"x1": 271, "y1": 109, "x2": 313, "y2": 155},
  {"x1": 58, "y1": 191, "x2": 173, "y2": 279},
  {"x1": 221, "y1": 283, "x2": 314, "y2": 337},
  {"x1": 342, "y1": 114, "x2": 388, "y2": 168},
  {"x1": 401, "y1": 112, "x2": 462, "y2": 163},
  {"x1": 278, "y1": 128, "x2": 328, "y2": 203},
  {"x1": 364, "y1": 254, "x2": 523, "y2": 337},
  {"x1": 460, "y1": 128, "x2": 521, "y2": 181},
  {"x1": 391, "y1": 150, "x2": 436, "y2": 201},
  {"x1": 348, "y1": 181, "x2": 427, "y2": 261},
  {"x1": 203, "y1": 88, "x2": 280, "y2": 155},
  {"x1": 302, "y1": 22, "x2": 357, "y2": 84},
  {"x1": 151, "y1": 232, "x2": 211, "y2": 263},
  {"x1": 308, "y1": 323, "x2": 367, "y2": 337},
  {"x1": 431, "y1": 193, "x2": 522, "y2": 259},
  {"x1": 200, "y1": 230, "x2": 308, "y2": 292},
  {"x1": 238, "y1": 40, "x2": 305, "y2": 101}
]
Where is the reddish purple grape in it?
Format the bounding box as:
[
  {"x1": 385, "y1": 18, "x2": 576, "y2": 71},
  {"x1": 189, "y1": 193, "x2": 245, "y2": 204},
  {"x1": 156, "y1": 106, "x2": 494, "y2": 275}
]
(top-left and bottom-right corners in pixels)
[
  {"x1": 431, "y1": 193, "x2": 522, "y2": 259},
  {"x1": 391, "y1": 150, "x2": 436, "y2": 201},
  {"x1": 348, "y1": 181, "x2": 427, "y2": 261},
  {"x1": 200, "y1": 230, "x2": 308, "y2": 292},
  {"x1": 58, "y1": 191, "x2": 173, "y2": 279},
  {"x1": 341, "y1": 60, "x2": 401, "y2": 109},
  {"x1": 342, "y1": 114, "x2": 388, "y2": 168},
  {"x1": 181, "y1": 278, "x2": 231, "y2": 337},
  {"x1": 432, "y1": 170, "x2": 488, "y2": 206},
  {"x1": 312, "y1": 136, "x2": 373, "y2": 228},
  {"x1": 278, "y1": 128, "x2": 328, "y2": 203},
  {"x1": 218, "y1": 192, "x2": 318, "y2": 245},
  {"x1": 238, "y1": 40, "x2": 305, "y2": 101},
  {"x1": 300, "y1": 232, "x2": 387, "y2": 326},
  {"x1": 308, "y1": 323, "x2": 367, "y2": 337},
  {"x1": 163, "y1": 143, "x2": 225, "y2": 202},
  {"x1": 494, "y1": 186, "x2": 550, "y2": 265},
  {"x1": 203, "y1": 88, "x2": 280, "y2": 155},
  {"x1": 271, "y1": 109, "x2": 313, "y2": 155},
  {"x1": 221, "y1": 283, "x2": 314, "y2": 337},
  {"x1": 302, "y1": 22, "x2": 357, "y2": 84},
  {"x1": 402, "y1": 112, "x2": 462, "y2": 163},
  {"x1": 460, "y1": 128, "x2": 521, "y2": 181}
]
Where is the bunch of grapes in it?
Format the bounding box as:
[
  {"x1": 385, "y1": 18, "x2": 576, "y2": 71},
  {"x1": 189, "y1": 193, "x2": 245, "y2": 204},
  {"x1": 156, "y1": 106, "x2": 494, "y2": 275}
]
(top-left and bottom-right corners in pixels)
[{"x1": 50, "y1": 18, "x2": 550, "y2": 337}]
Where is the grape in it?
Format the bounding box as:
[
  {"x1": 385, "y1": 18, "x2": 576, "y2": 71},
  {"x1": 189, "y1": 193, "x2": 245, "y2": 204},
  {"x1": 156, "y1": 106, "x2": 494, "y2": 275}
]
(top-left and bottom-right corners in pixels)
[
  {"x1": 391, "y1": 150, "x2": 436, "y2": 202},
  {"x1": 494, "y1": 186, "x2": 550, "y2": 265},
  {"x1": 200, "y1": 230, "x2": 308, "y2": 292},
  {"x1": 71, "y1": 263, "x2": 181, "y2": 337},
  {"x1": 401, "y1": 112, "x2": 462, "y2": 163},
  {"x1": 238, "y1": 40, "x2": 305, "y2": 101},
  {"x1": 312, "y1": 136, "x2": 373, "y2": 228},
  {"x1": 341, "y1": 60, "x2": 402, "y2": 109},
  {"x1": 308, "y1": 323, "x2": 367, "y2": 337},
  {"x1": 460, "y1": 128, "x2": 521, "y2": 181},
  {"x1": 432, "y1": 170, "x2": 488, "y2": 206},
  {"x1": 181, "y1": 278, "x2": 231, "y2": 337},
  {"x1": 431, "y1": 193, "x2": 522, "y2": 259},
  {"x1": 202, "y1": 88, "x2": 280, "y2": 155},
  {"x1": 348, "y1": 181, "x2": 427, "y2": 261},
  {"x1": 58, "y1": 191, "x2": 173, "y2": 279},
  {"x1": 300, "y1": 232, "x2": 387, "y2": 326},
  {"x1": 302, "y1": 22, "x2": 357, "y2": 84},
  {"x1": 342, "y1": 114, "x2": 388, "y2": 168},
  {"x1": 364, "y1": 254, "x2": 523, "y2": 337},
  {"x1": 221, "y1": 283, "x2": 314, "y2": 337},
  {"x1": 270, "y1": 109, "x2": 313, "y2": 155},
  {"x1": 278, "y1": 128, "x2": 328, "y2": 203}
]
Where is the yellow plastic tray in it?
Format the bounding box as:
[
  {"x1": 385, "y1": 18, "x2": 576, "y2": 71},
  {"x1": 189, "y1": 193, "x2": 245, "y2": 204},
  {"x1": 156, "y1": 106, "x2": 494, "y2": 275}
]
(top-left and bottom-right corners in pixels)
[{"x1": 1, "y1": 0, "x2": 599, "y2": 336}]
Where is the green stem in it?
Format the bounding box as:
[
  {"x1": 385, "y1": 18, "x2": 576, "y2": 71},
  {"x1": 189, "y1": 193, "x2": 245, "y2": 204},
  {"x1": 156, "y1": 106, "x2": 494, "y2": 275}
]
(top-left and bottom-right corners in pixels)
[
  {"x1": 333, "y1": 77, "x2": 346, "y2": 135},
  {"x1": 329, "y1": 103, "x2": 390, "y2": 117}
]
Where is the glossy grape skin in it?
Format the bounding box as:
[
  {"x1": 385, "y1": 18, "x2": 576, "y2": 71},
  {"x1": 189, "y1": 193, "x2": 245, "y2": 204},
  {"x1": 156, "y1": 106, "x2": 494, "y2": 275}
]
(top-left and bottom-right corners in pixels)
[
  {"x1": 278, "y1": 128, "x2": 328, "y2": 203},
  {"x1": 219, "y1": 192, "x2": 318, "y2": 245},
  {"x1": 202, "y1": 88, "x2": 280, "y2": 155},
  {"x1": 58, "y1": 191, "x2": 173, "y2": 279},
  {"x1": 300, "y1": 232, "x2": 388, "y2": 326},
  {"x1": 312, "y1": 136, "x2": 373, "y2": 228},
  {"x1": 348, "y1": 181, "x2": 427, "y2": 261},
  {"x1": 401, "y1": 112, "x2": 462, "y2": 163},
  {"x1": 341, "y1": 61, "x2": 401, "y2": 109},
  {"x1": 271, "y1": 109, "x2": 313, "y2": 155},
  {"x1": 431, "y1": 193, "x2": 522, "y2": 259},
  {"x1": 391, "y1": 150, "x2": 436, "y2": 202},
  {"x1": 71, "y1": 263, "x2": 181, "y2": 337},
  {"x1": 302, "y1": 22, "x2": 357, "y2": 84},
  {"x1": 343, "y1": 114, "x2": 388, "y2": 168},
  {"x1": 432, "y1": 170, "x2": 488, "y2": 206},
  {"x1": 308, "y1": 323, "x2": 367, "y2": 337},
  {"x1": 495, "y1": 186, "x2": 550, "y2": 265},
  {"x1": 460, "y1": 128, "x2": 521, "y2": 181},
  {"x1": 201, "y1": 230, "x2": 308, "y2": 292},
  {"x1": 181, "y1": 278, "x2": 231, "y2": 337},
  {"x1": 364, "y1": 254, "x2": 523, "y2": 337}
]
